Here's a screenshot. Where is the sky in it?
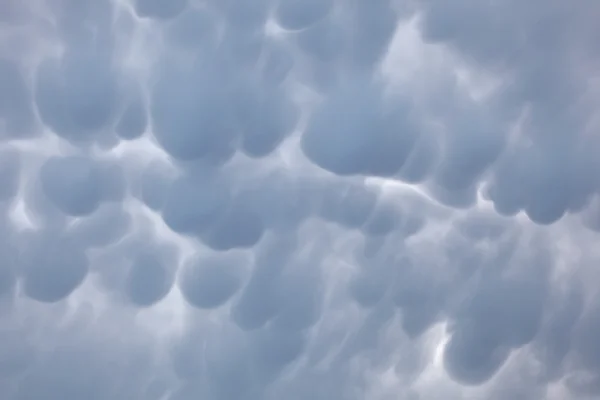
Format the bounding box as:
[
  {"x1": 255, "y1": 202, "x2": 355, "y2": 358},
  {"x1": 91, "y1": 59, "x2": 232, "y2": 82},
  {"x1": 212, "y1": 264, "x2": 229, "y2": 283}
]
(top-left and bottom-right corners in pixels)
[{"x1": 0, "y1": 0, "x2": 599, "y2": 399}]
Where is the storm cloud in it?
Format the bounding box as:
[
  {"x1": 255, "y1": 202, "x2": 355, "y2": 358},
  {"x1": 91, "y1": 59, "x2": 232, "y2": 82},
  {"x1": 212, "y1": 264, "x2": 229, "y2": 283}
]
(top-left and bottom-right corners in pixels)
[{"x1": 0, "y1": 0, "x2": 599, "y2": 399}]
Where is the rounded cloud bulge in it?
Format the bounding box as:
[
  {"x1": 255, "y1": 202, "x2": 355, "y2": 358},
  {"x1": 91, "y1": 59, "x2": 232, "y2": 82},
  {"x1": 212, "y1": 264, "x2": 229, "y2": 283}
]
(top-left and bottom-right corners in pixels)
[{"x1": 0, "y1": 0, "x2": 599, "y2": 399}]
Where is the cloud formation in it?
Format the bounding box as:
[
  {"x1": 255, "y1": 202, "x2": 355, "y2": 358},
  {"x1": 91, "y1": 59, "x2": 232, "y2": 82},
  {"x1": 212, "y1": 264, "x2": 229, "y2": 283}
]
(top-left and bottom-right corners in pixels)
[{"x1": 0, "y1": 0, "x2": 599, "y2": 399}]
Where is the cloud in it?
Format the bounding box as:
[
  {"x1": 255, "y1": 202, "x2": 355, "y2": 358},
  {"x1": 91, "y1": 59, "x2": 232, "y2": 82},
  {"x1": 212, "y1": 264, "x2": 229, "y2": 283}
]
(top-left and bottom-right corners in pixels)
[
  {"x1": 274, "y1": 0, "x2": 333, "y2": 31},
  {"x1": 0, "y1": 0, "x2": 599, "y2": 399},
  {"x1": 179, "y1": 250, "x2": 247, "y2": 309}
]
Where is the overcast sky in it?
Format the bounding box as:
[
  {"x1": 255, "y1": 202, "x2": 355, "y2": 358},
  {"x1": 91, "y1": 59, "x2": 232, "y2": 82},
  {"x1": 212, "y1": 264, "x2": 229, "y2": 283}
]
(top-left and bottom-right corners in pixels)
[{"x1": 1, "y1": 0, "x2": 600, "y2": 399}]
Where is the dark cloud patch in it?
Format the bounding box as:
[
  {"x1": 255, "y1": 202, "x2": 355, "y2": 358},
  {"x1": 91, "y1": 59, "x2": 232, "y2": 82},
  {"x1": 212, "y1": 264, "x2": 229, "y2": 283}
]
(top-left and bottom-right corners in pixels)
[
  {"x1": 165, "y1": 7, "x2": 219, "y2": 51},
  {"x1": 150, "y1": 62, "x2": 237, "y2": 162},
  {"x1": 54, "y1": 0, "x2": 112, "y2": 33},
  {"x1": 361, "y1": 200, "x2": 402, "y2": 237},
  {"x1": 395, "y1": 283, "x2": 442, "y2": 339},
  {"x1": 259, "y1": 41, "x2": 294, "y2": 86},
  {"x1": 200, "y1": 198, "x2": 265, "y2": 251},
  {"x1": 301, "y1": 79, "x2": 418, "y2": 177},
  {"x1": 38, "y1": 156, "x2": 124, "y2": 217},
  {"x1": 87, "y1": 231, "x2": 178, "y2": 308},
  {"x1": 251, "y1": 325, "x2": 306, "y2": 375},
  {"x1": 161, "y1": 172, "x2": 231, "y2": 236},
  {"x1": 115, "y1": 89, "x2": 147, "y2": 140},
  {"x1": 295, "y1": 17, "x2": 345, "y2": 64},
  {"x1": 211, "y1": 0, "x2": 270, "y2": 33},
  {"x1": 443, "y1": 323, "x2": 512, "y2": 385},
  {"x1": 19, "y1": 232, "x2": 89, "y2": 303},
  {"x1": 134, "y1": 0, "x2": 189, "y2": 20},
  {"x1": 179, "y1": 251, "x2": 247, "y2": 309},
  {"x1": 485, "y1": 142, "x2": 596, "y2": 225},
  {"x1": 0, "y1": 58, "x2": 35, "y2": 139},
  {"x1": 67, "y1": 204, "x2": 132, "y2": 249},
  {"x1": 442, "y1": 249, "x2": 550, "y2": 384},
  {"x1": 345, "y1": 0, "x2": 399, "y2": 70},
  {"x1": 417, "y1": 0, "x2": 600, "y2": 226},
  {"x1": 34, "y1": 50, "x2": 120, "y2": 145},
  {"x1": 58, "y1": 51, "x2": 117, "y2": 131},
  {"x1": 232, "y1": 82, "x2": 298, "y2": 158},
  {"x1": 274, "y1": 0, "x2": 333, "y2": 31},
  {"x1": 125, "y1": 249, "x2": 176, "y2": 307},
  {"x1": 427, "y1": 104, "x2": 506, "y2": 208}
]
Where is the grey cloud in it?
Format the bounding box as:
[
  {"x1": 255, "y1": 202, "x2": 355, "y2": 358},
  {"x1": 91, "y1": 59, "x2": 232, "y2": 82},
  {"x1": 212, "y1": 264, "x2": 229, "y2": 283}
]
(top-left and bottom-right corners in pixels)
[
  {"x1": 444, "y1": 273, "x2": 548, "y2": 385},
  {"x1": 240, "y1": 172, "x2": 317, "y2": 232},
  {"x1": 348, "y1": 242, "x2": 399, "y2": 308},
  {"x1": 232, "y1": 82, "x2": 299, "y2": 159},
  {"x1": 67, "y1": 204, "x2": 132, "y2": 249},
  {"x1": 179, "y1": 251, "x2": 247, "y2": 309},
  {"x1": 270, "y1": 262, "x2": 324, "y2": 332},
  {"x1": 362, "y1": 200, "x2": 402, "y2": 237},
  {"x1": 250, "y1": 324, "x2": 306, "y2": 374},
  {"x1": 344, "y1": 0, "x2": 399, "y2": 70},
  {"x1": 260, "y1": 41, "x2": 294, "y2": 86},
  {"x1": 137, "y1": 160, "x2": 176, "y2": 211},
  {"x1": 231, "y1": 234, "x2": 298, "y2": 331},
  {"x1": 485, "y1": 142, "x2": 598, "y2": 225},
  {"x1": 209, "y1": 0, "x2": 270, "y2": 33},
  {"x1": 0, "y1": 240, "x2": 17, "y2": 301},
  {"x1": 19, "y1": 232, "x2": 89, "y2": 303},
  {"x1": 115, "y1": 88, "x2": 148, "y2": 141},
  {"x1": 134, "y1": 0, "x2": 189, "y2": 20},
  {"x1": 295, "y1": 17, "x2": 345, "y2": 63},
  {"x1": 38, "y1": 156, "x2": 124, "y2": 217},
  {"x1": 0, "y1": 149, "x2": 20, "y2": 203},
  {"x1": 573, "y1": 298, "x2": 600, "y2": 376},
  {"x1": 150, "y1": 61, "x2": 237, "y2": 162},
  {"x1": 34, "y1": 36, "x2": 122, "y2": 141},
  {"x1": 396, "y1": 131, "x2": 440, "y2": 184},
  {"x1": 443, "y1": 323, "x2": 512, "y2": 386},
  {"x1": 318, "y1": 180, "x2": 380, "y2": 229},
  {"x1": 161, "y1": 171, "x2": 231, "y2": 236},
  {"x1": 85, "y1": 229, "x2": 179, "y2": 308},
  {"x1": 274, "y1": 0, "x2": 333, "y2": 31},
  {"x1": 200, "y1": 196, "x2": 265, "y2": 251},
  {"x1": 125, "y1": 249, "x2": 175, "y2": 307},
  {"x1": 417, "y1": 0, "x2": 600, "y2": 223},
  {"x1": 0, "y1": 0, "x2": 599, "y2": 399},
  {"x1": 8, "y1": 311, "x2": 164, "y2": 400},
  {"x1": 0, "y1": 58, "x2": 35, "y2": 139},
  {"x1": 301, "y1": 78, "x2": 417, "y2": 177},
  {"x1": 533, "y1": 278, "x2": 584, "y2": 381},
  {"x1": 0, "y1": 330, "x2": 36, "y2": 381},
  {"x1": 164, "y1": 6, "x2": 220, "y2": 57}
]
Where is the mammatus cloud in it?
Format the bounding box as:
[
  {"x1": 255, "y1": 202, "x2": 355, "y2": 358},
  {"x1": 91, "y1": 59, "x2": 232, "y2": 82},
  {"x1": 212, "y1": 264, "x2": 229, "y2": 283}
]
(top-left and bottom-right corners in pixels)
[{"x1": 0, "y1": 0, "x2": 599, "y2": 399}]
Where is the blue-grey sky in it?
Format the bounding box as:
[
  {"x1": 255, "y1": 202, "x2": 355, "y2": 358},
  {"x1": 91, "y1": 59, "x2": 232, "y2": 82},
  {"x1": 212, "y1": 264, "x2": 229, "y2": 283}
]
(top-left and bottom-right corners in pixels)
[{"x1": 0, "y1": 0, "x2": 599, "y2": 399}]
